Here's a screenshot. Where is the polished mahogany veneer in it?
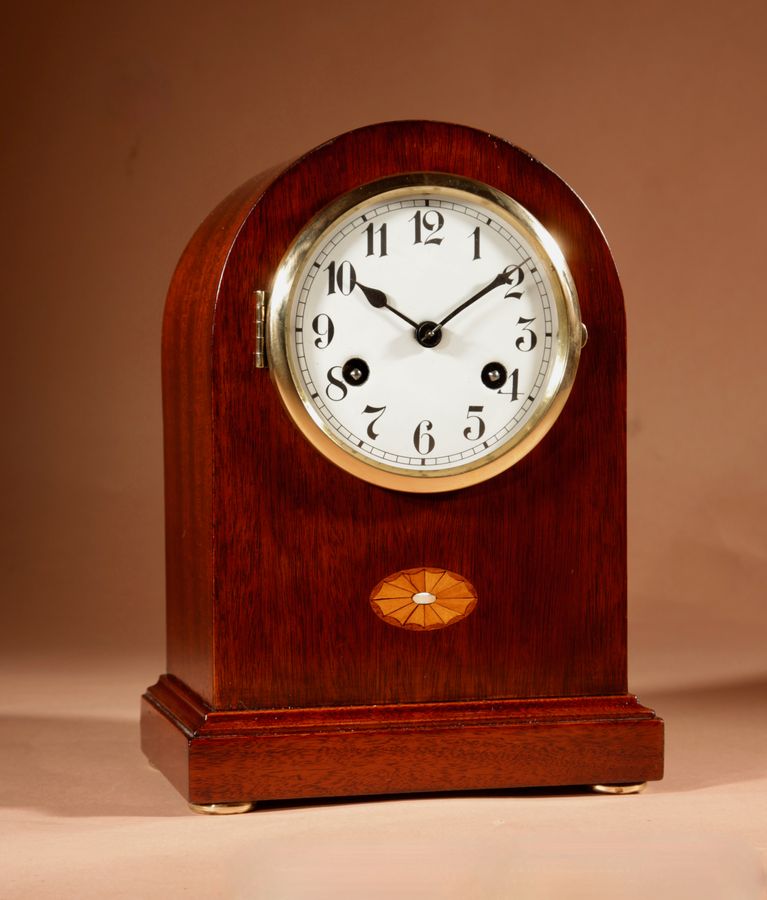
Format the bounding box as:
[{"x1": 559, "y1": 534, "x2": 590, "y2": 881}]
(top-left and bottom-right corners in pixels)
[{"x1": 142, "y1": 121, "x2": 663, "y2": 806}]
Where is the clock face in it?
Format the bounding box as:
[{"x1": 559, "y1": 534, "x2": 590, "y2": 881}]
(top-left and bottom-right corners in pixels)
[{"x1": 268, "y1": 174, "x2": 582, "y2": 492}]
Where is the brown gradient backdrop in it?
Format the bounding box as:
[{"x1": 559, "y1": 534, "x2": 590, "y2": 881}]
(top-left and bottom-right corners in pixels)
[{"x1": 2, "y1": 0, "x2": 765, "y2": 694}]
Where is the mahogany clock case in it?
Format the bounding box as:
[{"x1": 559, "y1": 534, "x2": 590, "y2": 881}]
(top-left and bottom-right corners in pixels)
[{"x1": 141, "y1": 121, "x2": 664, "y2": 806}]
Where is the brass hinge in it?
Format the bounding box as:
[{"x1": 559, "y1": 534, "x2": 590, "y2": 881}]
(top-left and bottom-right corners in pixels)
[{"x1": 253, "y1": 290, "x2": 267, "y2": 369}]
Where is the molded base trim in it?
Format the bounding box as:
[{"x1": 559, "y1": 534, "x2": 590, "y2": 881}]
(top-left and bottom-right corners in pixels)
[{"x1": 141, "y1": 675, "x2": 664, "y2": 805}]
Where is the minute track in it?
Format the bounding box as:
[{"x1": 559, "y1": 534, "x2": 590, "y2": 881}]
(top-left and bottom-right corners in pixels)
[{"x1": 273, "y1": 174, "x2": 580, "y2": 488}]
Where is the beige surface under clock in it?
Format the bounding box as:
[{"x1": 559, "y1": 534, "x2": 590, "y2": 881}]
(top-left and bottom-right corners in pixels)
[{"x1": 1, "y1": 654, "x2": 765, "y2": 900}]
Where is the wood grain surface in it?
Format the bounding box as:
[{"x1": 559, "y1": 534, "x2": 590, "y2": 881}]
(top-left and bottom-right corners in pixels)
[
  {"x1": 148, "y1": 120, "x2": 662, "y2": 802},
  {"x1": 142, "y1": 676, "x2": 663, "y2": 804}
]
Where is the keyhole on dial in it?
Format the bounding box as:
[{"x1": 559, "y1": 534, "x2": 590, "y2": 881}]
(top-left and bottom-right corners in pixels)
[
  {"x1": 342, "y1": 357, "x2": 370, "y2": 386},
  {"x1": 481, "y1": 361, "x2": 508, "y2": 389}
]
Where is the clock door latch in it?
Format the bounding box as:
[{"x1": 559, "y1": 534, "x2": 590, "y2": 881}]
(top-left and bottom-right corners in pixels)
[{"x1": 253, "y1": 289, "x2": 268, "y2": 369}]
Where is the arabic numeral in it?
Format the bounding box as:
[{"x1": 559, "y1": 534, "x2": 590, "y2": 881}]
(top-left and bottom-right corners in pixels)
[
  {"x1": 413, "y1": 419, "x2": 435, "y2": 455},
  {"x1": 498, "y1": 368, "x2": 521, "y2": 401},
  {"x1": 325, "y1": 260, "x2": 357, "y2": 295},
  {"x1": 469, "y1": 226, "x2": 481, "y2": 260},
  {"x1": 364, "y1": 222, "x2": 387, "y2": 257},
  {"x1": 362, "y1": 404, "x2": 386, "y2": 441},
  {"x1": 504, "y1": 265, "x2": 525, "y2": 299},
  {"x1": 410, "y1": 209, "x2": 444, "y2": 246},
  {"x1": 516, "y1": 316, "x2": 538, "y2": 351},
  {"x1": 311, "y1": 314, "x2": 334, "y2": 349},
  {"x1": 325, "y1": 366, "x2": 347, "y2": 401},
  {"x1": 463, "y1": 405, "x2": 486, "y2": 441}
]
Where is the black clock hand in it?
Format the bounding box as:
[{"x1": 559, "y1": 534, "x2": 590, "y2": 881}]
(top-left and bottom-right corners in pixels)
[
  {"x1": 437, "y1": 264, "x2": 525, "y2": 329},
  {"x1": 356, "y1": 281, "x2": 419, "y2": 329}
]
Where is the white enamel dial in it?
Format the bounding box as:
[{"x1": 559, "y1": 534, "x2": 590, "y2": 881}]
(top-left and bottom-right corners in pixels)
[{"x1": 268, "y1": 175, "x2": 582, "y2": 492}]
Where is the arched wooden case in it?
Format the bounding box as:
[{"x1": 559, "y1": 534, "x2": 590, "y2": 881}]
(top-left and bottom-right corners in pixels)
[{"x1": 141, "y1": 121, "x2": 663, "y2": 806}]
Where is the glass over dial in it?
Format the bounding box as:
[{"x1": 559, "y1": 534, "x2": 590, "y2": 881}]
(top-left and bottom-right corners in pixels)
[{"x1": 268, "y1": 175, "x2": 582, "y2": 492}]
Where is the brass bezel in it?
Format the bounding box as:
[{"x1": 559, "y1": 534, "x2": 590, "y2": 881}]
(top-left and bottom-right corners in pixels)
[{"x1": 267, "y1": 173, "x2": 582, "y2": 493}]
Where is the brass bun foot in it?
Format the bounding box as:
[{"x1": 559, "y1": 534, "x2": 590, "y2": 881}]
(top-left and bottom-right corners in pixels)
[
  {"x1": 188, "y1": 801, "x2": 256, "y2": 815},
  {"x1": 592, "y1": 782, "x2": 647, "y2": 795}
]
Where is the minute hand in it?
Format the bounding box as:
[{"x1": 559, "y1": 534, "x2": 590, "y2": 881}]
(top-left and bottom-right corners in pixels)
[{"x1": 438, "y1": 265, "x2": 522, "y2": 329}]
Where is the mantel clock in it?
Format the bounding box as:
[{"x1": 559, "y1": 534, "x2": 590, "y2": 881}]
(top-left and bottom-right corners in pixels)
[{"x1": 141, "y1": 121, "x2": 664, "y2": 812}]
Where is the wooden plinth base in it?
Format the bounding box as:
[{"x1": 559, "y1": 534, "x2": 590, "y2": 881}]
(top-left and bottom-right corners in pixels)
[{"x1": 141, "y1": 676, "x2": 664, "y2": 806}]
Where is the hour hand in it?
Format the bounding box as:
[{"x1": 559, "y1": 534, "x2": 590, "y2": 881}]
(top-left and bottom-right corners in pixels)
[{"x1": 356, "y1": 281, "x2": 419, "y2": 329}]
